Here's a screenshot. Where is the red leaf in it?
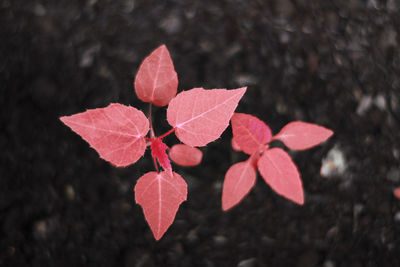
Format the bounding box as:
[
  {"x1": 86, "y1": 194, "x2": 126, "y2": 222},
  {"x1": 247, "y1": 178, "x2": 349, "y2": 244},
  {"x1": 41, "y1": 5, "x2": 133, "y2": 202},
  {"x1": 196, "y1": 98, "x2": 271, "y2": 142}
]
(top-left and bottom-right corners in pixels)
[
  {"x1": 273, "y1": 121, "x2": 333, "y2": 151},
  {"x1": 150, "y1": 138, "x2": 172, "y2": 175},
  {"x1": 169, "y1": 144, "x2": 202, "y2": 167},
  {"x1": 257, "y1": 148, "x2": 304, "y2": 205},
  {"x1": 167, "y1": 87, "x2": 247, "y2": 147},
  {"x1": 231, "y1": 113, "x2": 272, "y2": 155},
  {"x1": 60, "y1": 103, "x2": 149, "y2": 167},
  {"x1": 134, "y1": 45, "x2": 178, "y2": 106},
  {"x1": 222, "y1": 159, "x2": 257, "y2": 211},
  {"x1": 134, "y1": 171, "x2": 187, "y2": 240}
]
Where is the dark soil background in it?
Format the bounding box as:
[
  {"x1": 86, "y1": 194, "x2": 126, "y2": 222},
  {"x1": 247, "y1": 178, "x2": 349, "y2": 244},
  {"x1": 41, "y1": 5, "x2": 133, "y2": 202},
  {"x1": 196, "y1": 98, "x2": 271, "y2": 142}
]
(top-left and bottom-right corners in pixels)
[{"x1": 1, "y1": 0, "x2": 400, "y2": 266}]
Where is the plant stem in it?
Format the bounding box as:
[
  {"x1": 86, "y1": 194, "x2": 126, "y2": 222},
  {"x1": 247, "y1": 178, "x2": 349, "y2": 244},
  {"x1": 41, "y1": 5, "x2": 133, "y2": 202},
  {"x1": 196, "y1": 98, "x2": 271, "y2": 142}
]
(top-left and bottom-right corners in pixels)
[
  {"x1": 147, "y1": 104, "x2": 159, "y2": 172},
  {"x1": 158, "y1": 128, "x2": 176, "y2": 139},
  {"x1": 148, "y1": 103, "x2": 155, "y2": 138},
  {"x1": 152, "y1": 155, "x2": 159, "y2": 173}
]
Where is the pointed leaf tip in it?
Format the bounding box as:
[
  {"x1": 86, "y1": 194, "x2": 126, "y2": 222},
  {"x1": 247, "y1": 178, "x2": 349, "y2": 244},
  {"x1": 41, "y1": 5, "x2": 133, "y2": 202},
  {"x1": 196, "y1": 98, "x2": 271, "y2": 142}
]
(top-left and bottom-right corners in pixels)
[
  {"x1": 231, "y1": 113, "x2": 272, "y2": 155},
  {"x1": 134, "y1": 45, "x2": 178, "y2": 106},
  {"x1": 274, "y1": 121, "x2": 333, "y2": 151},
  {"x1": 167, "y1": 87, "x2": 247, "y2": 147},
  {"x1": 135, "y1": 171, "x2": 187, "y2": 240},
  {"x1": 222, "y1": 159, "x2": 257, "y2": 211},
  {"x1": 258, "y1": 148, "x2": 304, "y2": 205},
  {"x1": 60, "y1": 103, "x2": 149, "y2": 167}
]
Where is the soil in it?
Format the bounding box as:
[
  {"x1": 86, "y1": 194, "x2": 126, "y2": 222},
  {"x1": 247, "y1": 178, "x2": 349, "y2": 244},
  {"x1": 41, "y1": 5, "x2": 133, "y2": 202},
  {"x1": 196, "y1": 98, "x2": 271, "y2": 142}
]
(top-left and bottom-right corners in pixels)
[{"x1": 1, "y1": 0, "x2": 400, "y2": 266}]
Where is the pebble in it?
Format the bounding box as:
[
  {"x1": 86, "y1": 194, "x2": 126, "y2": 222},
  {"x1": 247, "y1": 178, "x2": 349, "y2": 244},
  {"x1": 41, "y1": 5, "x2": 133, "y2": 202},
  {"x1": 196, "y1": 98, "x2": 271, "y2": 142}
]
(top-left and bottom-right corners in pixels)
[
  {"x1": 234, "y1": 74, "x2": 258, "y2": 86},
  {"x1": 213, "y1": 181, "x2": 223, "y2": 192},
  {"x1": 186, "y1": 229, "x2": 199, "y2": 243},
  {"x1": 65, "y1": 184, "x2": 75, "y2": 200},
  {"x1": 33, "y1": 218, "x2": 56, "y2": 240},
  {"x1": 184, "y1": 8, "x2": 196, "y2": 19},
  {"x1": 323, "y1": 260, "x2": 335, "y2": 267},
  {"x1": 79, "y1": 44, "x2": 101, "y2": 68},
  {"x1": 279, "y1": 32, "x2": 291, "y2": 44},
  {"x1": 386, "y1": 167, "x2": 400, "y2": 182},
  {"x1": 367, "y1": 0, "x2": 380, "y2": 9},
  {"x1": 356, "y1": 94, "x2": 388, "y2": 116},
  {"x1": 159, "y1": 12, "x2": 182, "y2": 35},
  {"x1": 131, "y1": 252, "x2": 151, "y2": 267},
  {"x1": 356, "y1": 95, "x2": 373, "y2": 116},
  {"x1": 33, "y1": 220, "x2": 48, "y2": 239},
  {"x1": 123, "y1": 0, "x2": 135, "y2": 13},
  {"x1": 237, "y1": 258, "x2": 257, "y2": 267},
  {"x1": 374, "y1": 94, "x2": 387, "y2": 110},
  {"x1": 320, "y1": 146, "x2": 347, "y2": 178},
  {"x1": 225, "y1": 43, "x2": 242, "y2": 58},
  {"x1": 326, "y1": 226, "x2": 339, "y2": 239},
  {"x1": 394, "y1": 211, "x2": 400, "y2": 222},
  {"x1": 353, "y1": 203, "x2": 364, "y2": 216},
  {"x1": 33, "y1": 3, "x2": 46, "y2": 16},
  {"x1": 393, "y1": 148, "x2": 400, "y2": 160},
  {"x1": 213, "y1": 235, "x2": 228, "y2": 245}
]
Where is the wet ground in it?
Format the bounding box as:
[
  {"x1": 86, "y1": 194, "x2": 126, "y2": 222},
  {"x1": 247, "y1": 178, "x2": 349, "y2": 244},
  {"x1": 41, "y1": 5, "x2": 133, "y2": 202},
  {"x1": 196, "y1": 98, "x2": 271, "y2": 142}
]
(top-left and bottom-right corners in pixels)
[{"x1": 1, "y1": 0, "x2": 400, "y2": 266}]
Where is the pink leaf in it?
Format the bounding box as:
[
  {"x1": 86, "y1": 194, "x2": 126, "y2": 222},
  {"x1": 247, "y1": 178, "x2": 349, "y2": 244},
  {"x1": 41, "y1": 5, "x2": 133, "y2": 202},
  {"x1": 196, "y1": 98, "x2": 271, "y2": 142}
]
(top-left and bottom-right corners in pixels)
[
  {"x1": 134, "y1": 171, "x2": 187, "y2": 240},
  {"x1": 169, "y1": 144, "x2": 203, "y2": 167},
  {"x1": 151, "y1": 138, "x2": 172, "y2": 175},
  {"x1": 134, "y1": 45, "x2": 178, "y2": 107},
  {"x1": 257, "y1": 148, "x2": 304, "y2": 205},
  {"x1": 231, "y1": 113, "x2": 272, "y2": 155},
  {"x1": 167, "y1": 87, "x2": 247, "y2": 147},
  {"x1": 60, "y1": 103, "x2": 149, "y2": 167},
  {"x1": 273, "y1": 121, "x2": 333, "y2": 151},
  {"x1": 222, "y1": 159, "x2": 257, "y2": 211}
]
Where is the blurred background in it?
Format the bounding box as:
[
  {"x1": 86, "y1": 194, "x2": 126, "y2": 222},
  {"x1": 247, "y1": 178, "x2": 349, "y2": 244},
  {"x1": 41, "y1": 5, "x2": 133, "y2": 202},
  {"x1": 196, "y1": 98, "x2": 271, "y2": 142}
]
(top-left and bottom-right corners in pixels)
[{"x1": 1, "y1": 0, "x2": 400, "y2": 266}]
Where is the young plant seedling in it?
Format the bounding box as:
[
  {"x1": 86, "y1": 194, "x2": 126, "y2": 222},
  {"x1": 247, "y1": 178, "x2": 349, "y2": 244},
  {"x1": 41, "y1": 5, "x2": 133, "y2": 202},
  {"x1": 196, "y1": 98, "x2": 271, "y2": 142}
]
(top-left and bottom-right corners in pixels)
[
  {"x1": 222, "y1": 113, "x2": 333, "y2": 210},
  {"x1": 60, "y1": 45, "x2": 246, "y2": 240}
]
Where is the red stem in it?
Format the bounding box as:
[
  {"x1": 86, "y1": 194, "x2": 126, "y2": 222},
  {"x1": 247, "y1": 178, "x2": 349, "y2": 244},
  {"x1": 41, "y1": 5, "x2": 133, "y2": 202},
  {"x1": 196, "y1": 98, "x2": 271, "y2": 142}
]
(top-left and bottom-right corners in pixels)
[
  {"x1": 152, "y1": 155, "x2": 159, "y2": 173},
  {"x1": 148, "y1": 103, "x2": 155, "y2": 138},
  {"x1": 147, "y1": 103, "x2": 159, "y2": 172},
  {"x1": 158, "y1": 128, "x2": 176, "y2": 139},
  {"x1": 146, "y1": 103, "x2": 174, "y2": 173}
]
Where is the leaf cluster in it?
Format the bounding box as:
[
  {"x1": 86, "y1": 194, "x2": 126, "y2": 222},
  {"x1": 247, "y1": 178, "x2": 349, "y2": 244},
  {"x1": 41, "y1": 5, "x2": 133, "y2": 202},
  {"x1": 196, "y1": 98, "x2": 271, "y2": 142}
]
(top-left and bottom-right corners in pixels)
[
  {"x1": 60, "y1": 45, "x2": 333, "y2": 240},
  {"x1": 60, "y1": 45, "x2": 246, "y2": 240}
]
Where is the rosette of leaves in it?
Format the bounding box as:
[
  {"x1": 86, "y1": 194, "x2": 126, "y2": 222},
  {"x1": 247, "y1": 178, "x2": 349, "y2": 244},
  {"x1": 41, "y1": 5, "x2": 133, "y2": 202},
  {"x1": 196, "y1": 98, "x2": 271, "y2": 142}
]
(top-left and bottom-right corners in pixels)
[
  {"x1": 60, "y1": 45, "x2": 246, "y2": 240},
  {"x1": 223, "y1": 113, "x2": 333, "y2": 211}
]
